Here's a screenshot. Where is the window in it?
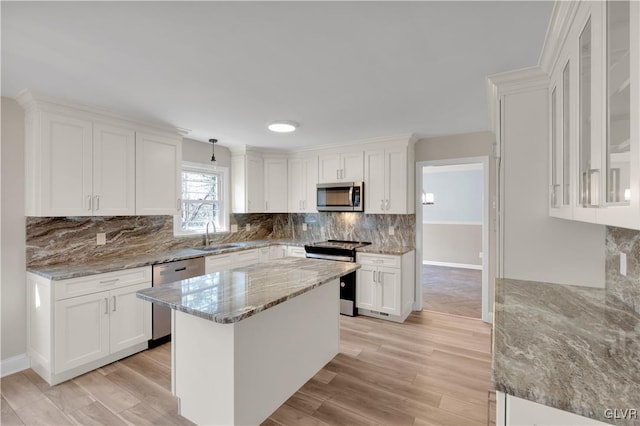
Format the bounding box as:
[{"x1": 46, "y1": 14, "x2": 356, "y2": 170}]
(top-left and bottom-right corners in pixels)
[{"x1": 174, "y1": 161, "x2": 229, "y2": 235}]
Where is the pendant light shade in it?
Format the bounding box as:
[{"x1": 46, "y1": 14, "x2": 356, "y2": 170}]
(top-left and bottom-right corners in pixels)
[{"x1": 209, "y1": 139, "x2": 217, "y2": 163}]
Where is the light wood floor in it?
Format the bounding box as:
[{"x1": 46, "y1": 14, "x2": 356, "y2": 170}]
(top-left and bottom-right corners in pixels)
[
  {"x1": 1, "y1": 310, "x2": 493, "y2": 426},
  {"x1": 422, "y1": 265, "x2": 482, "y2": 319}
]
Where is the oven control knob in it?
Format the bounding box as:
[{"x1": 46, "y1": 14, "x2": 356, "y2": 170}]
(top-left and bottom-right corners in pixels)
[{"x1": 340, "y1": 281, "x2": 346, "y2": 288}]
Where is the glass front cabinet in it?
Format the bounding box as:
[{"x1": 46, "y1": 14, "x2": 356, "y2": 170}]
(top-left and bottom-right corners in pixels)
[{"x1": 549, "y1": 0, "x2": 639, "y2": 229}]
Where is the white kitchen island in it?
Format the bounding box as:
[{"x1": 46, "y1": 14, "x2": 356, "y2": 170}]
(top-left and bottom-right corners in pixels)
[{"x1": 137, "y1": 257, "x2": 359, "y2": 426}]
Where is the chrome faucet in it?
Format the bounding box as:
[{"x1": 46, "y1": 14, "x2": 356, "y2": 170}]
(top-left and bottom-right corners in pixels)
[{"x1": 205, "y1": 221, "x2": 217, "y2": 247}]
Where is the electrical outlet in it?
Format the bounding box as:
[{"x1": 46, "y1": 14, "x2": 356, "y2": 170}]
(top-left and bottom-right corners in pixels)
[
  {"x1": 230, "y1": 224, "x2": 238, "y2": 233},
  {"x1": 388, "y1": 226, "x2": 395, "y2": 236},
  {"x1": 96, "y1": 233, "x2": 106, "y2": 245},
  {"x1": 245, "y1": 224, "x2": 251, "y2": 232},
  {"x1": 302, "y1": 223, "x2": 308, "y2": 231},
  {"x1": 620, "y1": 252, "x2": 627, "y2": 276}
]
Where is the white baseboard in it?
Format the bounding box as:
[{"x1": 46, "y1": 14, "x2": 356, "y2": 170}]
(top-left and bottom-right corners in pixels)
[
  {"x1": 422, "y1": 260, "x2": 482, "y2": 270},
  {"x1": 1, "y1": 354, "x2": 30, "y2": 377}
]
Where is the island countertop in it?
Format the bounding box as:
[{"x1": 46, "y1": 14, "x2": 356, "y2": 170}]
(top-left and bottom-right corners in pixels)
[
  {"x1": 136, "y1": 257, "x2": 359, "y2": 324},
  {"x1": 494, "y1": 278, "x2": 640, "y2": 425}
]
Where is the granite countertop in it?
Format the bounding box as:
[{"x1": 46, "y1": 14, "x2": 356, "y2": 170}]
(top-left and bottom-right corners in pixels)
[
  {"x1": 494, "y1": 278, "x2": 640, "y2": 425},
  {"x1": 28, "y1": 239, "x2": 411, "y2": 280},
  {"x1": 136, "y1": 257, "x2": 359, "y2": 324},
  {"x1": 356, "y1": 244, "x2": 414, "y2": 255}
]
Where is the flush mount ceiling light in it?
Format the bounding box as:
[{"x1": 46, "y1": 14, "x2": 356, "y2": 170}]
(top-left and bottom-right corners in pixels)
[{"x1": 268, "y1": 121, "x2": 298, "y2": 133}]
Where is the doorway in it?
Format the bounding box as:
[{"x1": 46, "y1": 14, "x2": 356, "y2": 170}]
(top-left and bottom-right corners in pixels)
[{"x1": 415, "y1": 157, "x2": 491, "y2": 322}]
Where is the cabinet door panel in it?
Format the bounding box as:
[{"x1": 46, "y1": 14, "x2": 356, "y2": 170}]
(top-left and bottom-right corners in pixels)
[
  {"x1": 303, "y1": 156, "x2": 319, "y2": 211},
  {"x1": 264, "y1": 158, "x2": 288, "y2": 212},
  {"x1": 356, "y1": 268, "x2": 376, "y2": 310},
  {"x1": 55, "y1": 293, "x2": 109, "y2": 373},
  {"x1": 93, "y1": 123, "x2": 135, "y2": 215},
  {"x1": 135, "y1": 132, "x2": 181, "y2": 215},
  {"x1": 341, "y1": 152, "x2": 364, "y2": 181},
  {"x1": 378, "y1": 267, "x2": 401, "y2": 316},
  {"x1": 288, "y1": 158, "x2": 303, "y2": 212},
  {"x1": 41, "y1": 112, "x2": 93, "y2": 216},
  {"x1": 318, "y1": 154, "x2": 341, "y2": 183},
  {"x1": 110, "y1": 283, "x2": 151, "y2": 353},
  {"x1": 385, "y1": 148, "x2": 407, "y2": 213},
  {"x1": 246, "y1": 155, "x2": 264, "y2": 212},
  {"x1": 364, "y1": 150, "x2": 386, "y2": 213}
]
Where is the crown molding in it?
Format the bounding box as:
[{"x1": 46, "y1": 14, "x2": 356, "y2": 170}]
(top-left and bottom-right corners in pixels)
[
  {"x1": 538, "y1": 1, "x2": 580, "y2": 75},
  {"x1": 15, "y1": 89, "x2": 190, "y2": 137}
]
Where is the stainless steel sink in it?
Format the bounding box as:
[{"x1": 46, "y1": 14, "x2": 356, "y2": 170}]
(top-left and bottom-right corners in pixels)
[{"x1": 197, "y1": 243, "x2": 245, "y2": 252}]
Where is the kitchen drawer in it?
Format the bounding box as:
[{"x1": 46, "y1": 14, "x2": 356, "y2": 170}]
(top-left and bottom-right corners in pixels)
[
  {"x1": 234, "y1": 249, "x2": 260, "y2": 267},
  {"x1": 287, "y1": 246, "x2": 307, "y2": 258},
  {"x1": 205, "y1": 254, "x2": 233, "y2": 273},
  {"x1": 356, "y1": 253, "x2": 400, "y2": 268},
  {"x1": 55, "y1": 267, "x2": 151, "y2": 301}
]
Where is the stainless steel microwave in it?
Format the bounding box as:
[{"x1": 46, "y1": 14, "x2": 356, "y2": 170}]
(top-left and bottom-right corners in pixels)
[{"x1": 316, "y1": 182, "x2": 364, "y2": 212}]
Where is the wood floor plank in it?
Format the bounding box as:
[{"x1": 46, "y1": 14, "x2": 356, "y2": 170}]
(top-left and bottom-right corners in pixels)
[
  {"x1": 1, "y1": 372, "x2": 45, "y2": 410},
  {"x1": 73, "y1": 370, "x2": 140, "y2": 413},
  {"x1": 20, "y1": 369, "x2": 51, "y2": 393},
  {"x1": 118, "y1": 402, "x2": 166, "y2": 426},
  {"x1": 268, "y1": 403, "x2": 331, "y2": 426},
  {"x1": 311, "y1": 399, "x2": 377, "y2": 426},
  {"x1": 422, "y1": 265, "x2": 482, "y2": 318},
  {"x1": 105, "y1": 366, "x2": 178, "y2": 416},
  {"x1": 13, "y1": 396, "x2": 74, "y2": 426},
  {"x1": 67, "y1": 401, "x2": 127, "y2": 426},
  {"x1": 1, "y1": 395, "x2": 24, "y2": 426},
  {"x1": 120, "y1": 353, "x2": 171, "y2": 391},
  {"x1": 284, "y1": 392, "x2": 323, "y2": 415},
  {"x1": 43, "y1": 379, "x2": 96, "y2": 414},
  {"x1": 438, "y1": 394, "x2": 488, "y2": 424}
]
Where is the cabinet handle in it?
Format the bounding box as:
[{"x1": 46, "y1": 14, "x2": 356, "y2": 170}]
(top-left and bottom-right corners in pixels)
[
  {"x1": 112, "y1": 296, "x2": 117, "y2": 312},
  {"x1": 336, "y1": 169, "x2": 339, "y2": 180},
  {"x1": 303, "y1": 200, "x2": 306, "y2": 210},
  {"x1": 99, "y1": 278, "x2": 119, "y2": 285},
  {"x1": 266, "y1": 201, "x2": 269, "y2": 210},
  {"x1": 340, "y1": 169, "x2": 344, "y2": 179},
  {"x1": 176, "y1": 198, "x2": 182, "y2": 211},
  {"x1": 104, "y1": 298, "x2": 109, "y2": 315},
  {"x1": 380, "y1": 200, "x2": 385, "y2": 210},
  {"x1": 385, "y1": 200, "x2": 389, "y2": 210},
  {"x1": 87, "y1": 195, "x2": 92, "y2": 211},
  {"x1": 95, "y1": 195, "x2": 100, "y2": 211}
]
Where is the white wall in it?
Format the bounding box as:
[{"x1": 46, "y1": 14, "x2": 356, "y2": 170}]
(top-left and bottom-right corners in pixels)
[
  {"x1": 501, "y1": 88, "x2": 605, "y2": 287},
  {"x1": 1, "y1": 97, "x2": 27, "y2": 362},
  {"x1": 182, "y1": 138, "x2": 231, "y2": 168},
  {"x1": 423, "y1": 223, "x2": 482, "y2": 266}
]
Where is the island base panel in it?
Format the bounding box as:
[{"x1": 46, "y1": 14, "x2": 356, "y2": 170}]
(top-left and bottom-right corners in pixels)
[{"x1": 173, "y1": 279, "x2": 340, "y2": 425}]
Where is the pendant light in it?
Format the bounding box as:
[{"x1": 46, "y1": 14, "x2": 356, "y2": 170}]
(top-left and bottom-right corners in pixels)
[{"x1": 209, "y1": 139, "x2": 217, "y2": 163}]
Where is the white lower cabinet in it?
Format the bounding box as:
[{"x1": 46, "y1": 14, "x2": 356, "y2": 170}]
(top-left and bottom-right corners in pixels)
[
  {"x1": 286, "y1": 245, "x2": 307, "y2": 258},
  {"x1": 205, "y1": 249, "x2": 261, "y2": 273},
  {"x1": 27, "y1": 267, "x2": 152, "y2": 385},
  {"x1": 496, "y1": 392, "x2": 608, "y2": 426},
  {"x1": 269, "y1": 245, "x2": 287, "y2": 260},
  {"x1": 356, "y1": 251, "x2": 415, "y2": 323}
]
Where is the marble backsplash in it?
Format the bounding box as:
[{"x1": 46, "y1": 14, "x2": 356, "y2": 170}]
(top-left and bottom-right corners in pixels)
[
  {"x1": 275, "y1": 213, "x2": 415, "y2": 247},
  {"x1": 606, "y1": 226, "x2": 640, "y2": 316},
  {"x1": 27, "y1": 213, "x2": 415, "y2": 267}
]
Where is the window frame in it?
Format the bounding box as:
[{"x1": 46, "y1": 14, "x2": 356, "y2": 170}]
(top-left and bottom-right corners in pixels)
[{"x1": 174, "y1": 161, "x2": 229, "y2": 236}]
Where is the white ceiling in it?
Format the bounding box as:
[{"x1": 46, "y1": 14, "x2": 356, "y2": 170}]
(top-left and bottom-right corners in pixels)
[{"x1": 1, "y1": 1, "x2": 553, "y2": 149}]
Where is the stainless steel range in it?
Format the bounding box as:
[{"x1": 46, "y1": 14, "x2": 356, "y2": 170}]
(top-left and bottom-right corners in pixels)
[{"x1": 304, "y1": 240, "x2": 371, "y2": 316}]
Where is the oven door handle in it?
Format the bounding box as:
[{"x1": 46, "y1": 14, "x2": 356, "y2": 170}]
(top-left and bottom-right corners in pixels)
[{"x1": 305, "y1": 253, "x2": 354, "y2": 262}]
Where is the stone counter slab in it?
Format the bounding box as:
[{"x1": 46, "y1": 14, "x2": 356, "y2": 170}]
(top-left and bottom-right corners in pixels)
[
  {"x1": 137, "y1": 257, "x2": 359, "y2": 324},
  {"x1": 494, "y1": 278, "x2": 640, "y2": 425}
]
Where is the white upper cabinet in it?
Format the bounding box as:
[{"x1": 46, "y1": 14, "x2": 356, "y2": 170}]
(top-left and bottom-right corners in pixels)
[
  {"x1": 36, "y1": 112, "x2": 94, "y2": 216},
  {"x1": 232, "y1": 152, "x2": 264, "y2": 213},
  {"x1": 93, "y1": 123, "x2": 136, "y2": 215},
  {"x1": 17, "y1": 90, "x2": 184, "y2": 217},
  {"x1": 318, "y1": 152, "x2": 364, "y2": 183},
  {"x1": 288, "y1": 156, "x2": 318, "y2": 213},
  {"x1": 135, "y1": 132, "x2": 182, "y2": 215},
  {"x1": 543, "y1": 0, "x2": 639, "y2": 229},
  {"x1": 364, "y1": 146, "x2": 409, "y2": 214},
  {"x1": 264, "y1": 157, "x2": 288, "y2": 212}
]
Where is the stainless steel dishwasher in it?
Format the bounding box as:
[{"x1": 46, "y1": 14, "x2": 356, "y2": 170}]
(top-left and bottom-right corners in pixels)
[{"x1": 151, "y1": 257, "x2": 205, "y2": 344}]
